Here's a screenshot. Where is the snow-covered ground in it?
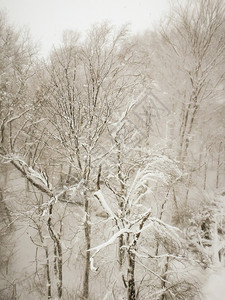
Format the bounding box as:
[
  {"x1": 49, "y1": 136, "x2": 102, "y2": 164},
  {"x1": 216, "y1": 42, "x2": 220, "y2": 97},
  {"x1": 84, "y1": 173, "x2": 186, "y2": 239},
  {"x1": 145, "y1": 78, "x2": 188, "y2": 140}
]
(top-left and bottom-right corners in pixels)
[{"x1": 202, "y1": 268, "x2": 225, "y2": 300}]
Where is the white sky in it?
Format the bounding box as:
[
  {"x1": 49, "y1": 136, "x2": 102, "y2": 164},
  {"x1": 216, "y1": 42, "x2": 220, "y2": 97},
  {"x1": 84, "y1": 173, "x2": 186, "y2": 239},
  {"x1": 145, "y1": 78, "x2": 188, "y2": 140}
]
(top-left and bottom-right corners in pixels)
[{"x1": 0, "y1": 0, "x2": 172, "y2": 57}]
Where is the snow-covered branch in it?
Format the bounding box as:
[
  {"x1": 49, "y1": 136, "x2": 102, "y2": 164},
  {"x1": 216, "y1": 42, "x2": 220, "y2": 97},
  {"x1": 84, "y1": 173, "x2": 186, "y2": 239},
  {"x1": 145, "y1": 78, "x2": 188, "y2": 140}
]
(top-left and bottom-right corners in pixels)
[
  {"x1": 88, "y1": 227, "x2": 134, "y2": 263},
  {"x1": 94, "y1": 189, "x2": 116, "y2": 219},
  {"x1": 5, "y1": 155, "x2": 54, "y2": 197}
]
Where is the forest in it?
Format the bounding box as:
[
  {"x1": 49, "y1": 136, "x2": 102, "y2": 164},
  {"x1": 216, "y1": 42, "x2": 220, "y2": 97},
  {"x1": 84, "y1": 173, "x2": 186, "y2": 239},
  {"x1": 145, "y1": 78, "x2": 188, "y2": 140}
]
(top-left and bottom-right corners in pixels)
[{"x1": 0, "y1": 0, "x2": 225, "y2": 299}]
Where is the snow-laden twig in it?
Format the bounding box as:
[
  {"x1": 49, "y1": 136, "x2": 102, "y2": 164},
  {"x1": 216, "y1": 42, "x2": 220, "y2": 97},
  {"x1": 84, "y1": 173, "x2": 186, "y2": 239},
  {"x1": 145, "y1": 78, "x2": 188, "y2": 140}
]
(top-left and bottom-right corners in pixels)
[
  {"x1": 109, "y1": 92, "x2": 144, "y2": 139},
  {"x1": 124, "y1": 155, "x2": 182, "y2": 210},
  {"x1": 2, "y1": 154, "x2": 54, "y2": 197},
  {"x1": 150, "y1": 217, "x2": 182, "y2": 236},
  {"x1": 94, "y1": 190, "x2": 116, "y2": 219},
  {"x1": 88, "y1": 227, "x2": 134, "y2": 258},
  {"x1": 4, "y1": 108, "x2": 32, "y2": 125},
  {"x1": 27, "y1": 167, "x2": 49, "y2": 187},
  {"x1": 136, "y1": 259, "x2": 171, "y2": 284},
  {"x1": 90, "y1": 257, "x2": 98, "y2": 271},
  {"x1": 126, "y1": 207, "x2": 152, "y2": 228}
]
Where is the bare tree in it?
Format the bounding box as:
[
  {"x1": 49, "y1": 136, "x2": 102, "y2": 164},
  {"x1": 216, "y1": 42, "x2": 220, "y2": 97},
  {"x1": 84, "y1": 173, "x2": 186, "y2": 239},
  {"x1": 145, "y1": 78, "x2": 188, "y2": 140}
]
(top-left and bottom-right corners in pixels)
[{"x1": 34, "y1": 23, "x2": 143, "y2": 299}]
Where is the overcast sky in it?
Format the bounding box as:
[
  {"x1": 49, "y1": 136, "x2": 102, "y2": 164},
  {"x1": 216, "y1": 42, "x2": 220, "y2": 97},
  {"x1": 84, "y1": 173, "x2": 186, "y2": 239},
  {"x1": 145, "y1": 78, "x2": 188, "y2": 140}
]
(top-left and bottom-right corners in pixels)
[{"x1": 0, "y1": 0, "x2": 172, "y2": 57}]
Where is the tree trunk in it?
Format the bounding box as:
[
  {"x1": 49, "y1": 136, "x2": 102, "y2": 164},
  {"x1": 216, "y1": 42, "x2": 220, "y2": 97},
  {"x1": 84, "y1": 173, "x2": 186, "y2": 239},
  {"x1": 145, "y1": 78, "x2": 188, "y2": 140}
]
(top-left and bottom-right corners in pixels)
[
  {"x1": 216, "y1": 142, "x2": 222, "y2": 189},
  {"x1": 127, "y1": 249, "x2": 136, "y2": 300},
  {"x1": 44, "y1": 247, "x2": 52, "y2": 299},
  {"x1": 160, "y1": 257, "x2": 169, "y2": 300},
  {"x1": 119, "y1": 234, "x2": 125, "y2": 267},
  {"x1": 203, "y1": 152, "x2": 208, "y2": 190},
  {"x1": 47, "y1": 202, "x2": 63, "y2": 299},
  {"x1": 57, "y1": 241, "x2": 63, "y2": 299},
  {"x1": 82, "y1": 190, "x2": 91, "y2": 299},
  {"x1": 116, "y1": 140, "x2": 126, "y2": 268}
]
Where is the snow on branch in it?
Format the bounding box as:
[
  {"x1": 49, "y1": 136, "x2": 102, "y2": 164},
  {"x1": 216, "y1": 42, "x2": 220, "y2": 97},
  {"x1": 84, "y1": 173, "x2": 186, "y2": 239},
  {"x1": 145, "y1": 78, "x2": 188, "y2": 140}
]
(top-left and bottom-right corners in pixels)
[
  {"x1": 109, "y1": 93, "x2": 144, "y2": 139},
  {"x1": 150, "y1": 217, "x2": 182, "y2": 237},
  {"x1": 88, "y1": 227, "x2": 134, "y2": 257},
  {"x1": 4, "y1": 108, "x2": 32, "y2": 125},
  {"x1": 88, "y1": 227, "x2": 135, "y2": 271},
  {"x1": 94, "y1": 189, "x2": 116, "y2": 219},
  {"x1": 125, "y1": 154, "x2": 182, "y2": 209},
  {"x1": 6, "y1": 155, "x2": 54, "y2": 197}
]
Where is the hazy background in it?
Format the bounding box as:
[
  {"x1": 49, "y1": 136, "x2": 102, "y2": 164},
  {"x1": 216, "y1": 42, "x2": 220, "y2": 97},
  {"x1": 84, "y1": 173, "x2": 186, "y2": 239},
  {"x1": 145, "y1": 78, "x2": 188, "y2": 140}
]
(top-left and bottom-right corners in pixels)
[{"x1": 0, "y1": 0, "x2": 172, "y2": 56}]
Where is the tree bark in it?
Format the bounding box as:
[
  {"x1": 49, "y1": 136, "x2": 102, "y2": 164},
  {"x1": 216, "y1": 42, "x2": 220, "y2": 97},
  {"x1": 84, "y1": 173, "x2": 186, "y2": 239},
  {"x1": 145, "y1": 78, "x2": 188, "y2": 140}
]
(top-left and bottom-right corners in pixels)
[
  {"x1": 47, "y1": 203, "x2": 63, "y2": 299},
  {"x1": 127, "y1": 249, "x2": 136, "y2": 300},
  {"x1": 216, "y1": 142, "x2": 222, "y2": 189},
  {"x1": 44, "y1": 247, "x2": 52, "y2": 299},
  {"x1": 160, "y1": 257, "x2": 169, "y2": 300},
  {"x1": 82, "y1": 190, "x2": 91, "y2": 299}
]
